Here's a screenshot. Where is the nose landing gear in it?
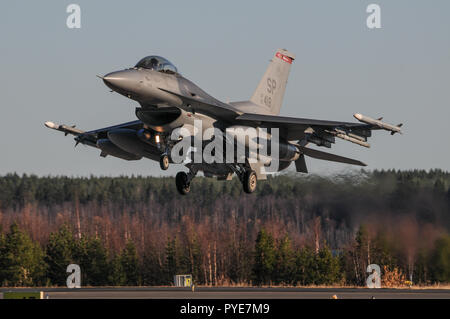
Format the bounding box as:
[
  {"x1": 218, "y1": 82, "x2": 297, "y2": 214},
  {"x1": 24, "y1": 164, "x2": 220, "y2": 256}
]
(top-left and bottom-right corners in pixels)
[{"x1": 160, "y1": 154, "x2": 169, "y2": 170}]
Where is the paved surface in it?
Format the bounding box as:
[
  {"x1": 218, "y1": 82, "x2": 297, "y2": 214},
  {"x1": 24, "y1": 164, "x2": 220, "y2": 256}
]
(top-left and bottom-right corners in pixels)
[{"x1": 1, "y1": 287, "x2": 450, "y2": 299}]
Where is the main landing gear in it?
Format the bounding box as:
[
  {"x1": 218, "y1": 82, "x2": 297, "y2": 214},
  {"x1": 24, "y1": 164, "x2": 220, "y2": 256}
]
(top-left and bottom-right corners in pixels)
[
  {"x1": 175, "y1": 166, "x2": 198, "y2": 195},
  {"x1": 229, "y1": 165, "x2": 258, "y2": 194},
  {"x1": 174, "y1": 165, "x2": 258, "y2": 195},
  {"x1": 175, "y1": 172, "x2": 190, "y2": 195},
  {"x1": 242, "y1": 169, "x2": 257, "y2": 194}
]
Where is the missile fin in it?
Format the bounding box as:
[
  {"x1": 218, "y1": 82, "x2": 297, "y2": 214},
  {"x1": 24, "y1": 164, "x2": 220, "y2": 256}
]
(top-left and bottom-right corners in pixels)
[{"x1": 295, "y1": 154, "x2": 308, "y2": 173}]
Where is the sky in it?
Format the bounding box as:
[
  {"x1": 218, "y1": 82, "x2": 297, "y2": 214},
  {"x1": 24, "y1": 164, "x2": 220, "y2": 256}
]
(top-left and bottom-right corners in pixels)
[{"x1": 0, "y1": 0, "x2": 449, "y2": 177}]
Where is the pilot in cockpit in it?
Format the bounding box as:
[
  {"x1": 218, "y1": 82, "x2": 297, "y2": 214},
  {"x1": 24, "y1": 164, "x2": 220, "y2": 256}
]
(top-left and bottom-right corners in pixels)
[
  {"x1": 135, "y1": 56, "x2": 178, "y2": 75},
  {"x1": 148, "y1": 58, "x2": 159, "y2": 70}
]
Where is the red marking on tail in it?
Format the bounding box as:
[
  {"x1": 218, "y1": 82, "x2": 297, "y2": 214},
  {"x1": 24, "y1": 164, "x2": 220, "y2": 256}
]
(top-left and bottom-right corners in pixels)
[{"x1": 276, "y1": 52, "x2": 293, "y2": 64}]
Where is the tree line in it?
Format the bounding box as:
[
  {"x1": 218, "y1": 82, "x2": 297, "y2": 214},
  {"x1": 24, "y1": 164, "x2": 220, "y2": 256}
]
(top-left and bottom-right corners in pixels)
[{"x1": 0, "y1": 169, "x2": 449, "y2": 286}]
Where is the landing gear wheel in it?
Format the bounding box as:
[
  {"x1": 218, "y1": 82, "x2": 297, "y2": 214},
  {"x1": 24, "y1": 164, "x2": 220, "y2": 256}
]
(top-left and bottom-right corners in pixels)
[
  {"x1": 160, "y1": 155, "x2": 169, "y2": 170},
  {"x1": 176, "y1": 172, "x2": 190, "y2": 195},
  {"x1": 243, "y1": 170, "x2": 257, "y2": 194}
]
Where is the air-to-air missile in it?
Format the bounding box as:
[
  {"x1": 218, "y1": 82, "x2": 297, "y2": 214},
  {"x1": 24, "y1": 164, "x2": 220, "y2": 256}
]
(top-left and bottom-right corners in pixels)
[
  {"x1": 44, "y1": 121, "x2": 84, "y2": 136},
  {"x1": 334, "y1": 129, "x2": 371, "y2": 148},
  {"x1": 353, "y1": 113, "x2": 403, "y2": 135},
  {"x1": 44, "y1": 121, "x2": 98, "y2": 147}
]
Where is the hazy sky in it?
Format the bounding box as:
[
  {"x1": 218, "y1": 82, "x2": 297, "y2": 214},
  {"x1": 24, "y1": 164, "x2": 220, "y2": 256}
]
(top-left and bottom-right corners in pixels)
[{"x1": 0, "y1": 0, "x2": 449, "y2": 177}]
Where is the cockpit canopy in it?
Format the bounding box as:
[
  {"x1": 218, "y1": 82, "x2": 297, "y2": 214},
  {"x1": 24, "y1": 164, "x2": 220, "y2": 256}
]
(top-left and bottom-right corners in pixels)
[{"x1": 135, "y1": 56, "x2": 178, "y2": 74}]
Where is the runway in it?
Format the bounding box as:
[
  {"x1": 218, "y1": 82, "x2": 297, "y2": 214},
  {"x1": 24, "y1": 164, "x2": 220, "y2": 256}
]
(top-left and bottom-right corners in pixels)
[{"x1": 1, "y1": 287, "x2": 450, "y2": 299}]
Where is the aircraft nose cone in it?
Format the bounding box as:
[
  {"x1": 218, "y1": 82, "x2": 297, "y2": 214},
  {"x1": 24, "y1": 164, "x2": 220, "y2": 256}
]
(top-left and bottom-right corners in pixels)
[
  {"x1": 103, "y1": 70, "x2": 127, "y2": 88},
  {"x1": 102, "y1": 70, "x2": 142, "y2": 96}
]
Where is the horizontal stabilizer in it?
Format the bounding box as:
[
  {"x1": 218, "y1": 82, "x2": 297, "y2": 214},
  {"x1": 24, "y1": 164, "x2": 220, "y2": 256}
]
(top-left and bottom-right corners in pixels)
[{"x1": 297, "y1": 145, "x2": 366, "y2": 167}]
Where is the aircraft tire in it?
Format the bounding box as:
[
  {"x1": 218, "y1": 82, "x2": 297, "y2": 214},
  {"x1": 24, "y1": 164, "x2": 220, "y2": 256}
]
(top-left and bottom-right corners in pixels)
[
  {"x1": 160, "y1": 155, "x2": 169, "y2": 170},
  {"x1": 176, "y1": 172, "x2": 190, "y2": 195},
  {"x1": 243, "y1": 170, "x2": 257, "y2": 194}
]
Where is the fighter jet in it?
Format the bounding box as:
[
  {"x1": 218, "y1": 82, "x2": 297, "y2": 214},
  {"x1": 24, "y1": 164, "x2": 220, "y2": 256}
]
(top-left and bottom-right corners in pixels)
[{"x1": 45, "y1": 50, "x2": 403, "y2": 195}]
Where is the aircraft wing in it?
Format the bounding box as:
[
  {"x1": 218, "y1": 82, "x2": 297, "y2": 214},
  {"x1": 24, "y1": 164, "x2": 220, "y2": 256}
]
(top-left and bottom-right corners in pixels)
[
  {"x1": 237, "y1": 113, "x2": 366, "y2": 128},
  {"x1": 236, "y1": 113, "x2": 402, "y2": 148},
  {"x1": 236, "y1": 113, "x2": 367, "y2": 139}
]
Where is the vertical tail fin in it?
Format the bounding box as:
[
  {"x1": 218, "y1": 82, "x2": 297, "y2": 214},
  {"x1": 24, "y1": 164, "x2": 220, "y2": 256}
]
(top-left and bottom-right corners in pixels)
[{"x1": 250, "y1": 49, "x2": 295, "y2": 115}]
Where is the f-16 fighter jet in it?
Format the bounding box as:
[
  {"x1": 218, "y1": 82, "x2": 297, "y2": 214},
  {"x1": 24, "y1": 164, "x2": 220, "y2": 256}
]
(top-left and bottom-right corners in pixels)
[{"x1": 46, "y1": 50, "x2": 403, "y2": 194}]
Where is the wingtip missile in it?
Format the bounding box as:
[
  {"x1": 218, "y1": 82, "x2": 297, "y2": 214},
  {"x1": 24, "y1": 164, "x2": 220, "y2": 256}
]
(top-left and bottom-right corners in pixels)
[
  {"x1": 44, "y1": 121, "x2": 84, "y2": 136},
  {"x1": 44, "y1": 121, "x2": 59, "y2": 129},
  {"x1": 353, "y1": 113, "x2": 403, "y2": 135}
]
